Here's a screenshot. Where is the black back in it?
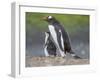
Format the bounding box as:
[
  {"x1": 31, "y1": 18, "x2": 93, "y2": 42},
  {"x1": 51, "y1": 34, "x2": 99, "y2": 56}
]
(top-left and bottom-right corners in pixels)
[{"x1": 51, "y1": 21, "x2": 72, "y2": 54}]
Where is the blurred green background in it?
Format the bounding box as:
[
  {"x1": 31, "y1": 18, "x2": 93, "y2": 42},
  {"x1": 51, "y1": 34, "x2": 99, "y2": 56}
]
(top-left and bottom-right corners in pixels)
[
  {"x1": 26, "y1": 12, "x2": 89, "y2": 59},
  {"x1": 26, "y1": 12, "x2": 89, "y2": 33}
]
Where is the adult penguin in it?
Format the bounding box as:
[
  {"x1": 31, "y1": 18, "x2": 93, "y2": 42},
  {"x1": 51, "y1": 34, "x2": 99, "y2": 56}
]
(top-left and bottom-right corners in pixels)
[
  {"x1": 44, "y1": 32, "x2": 57, "y2": 57},
  {"x1": 43, "y1": 16, "x2": 81, "y2": 59}
]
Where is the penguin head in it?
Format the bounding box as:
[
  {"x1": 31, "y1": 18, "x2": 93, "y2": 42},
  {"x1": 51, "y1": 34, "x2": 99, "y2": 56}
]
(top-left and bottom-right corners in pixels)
[{"x1": 43, "y1": 16, "x2": 58, "y2": 24}]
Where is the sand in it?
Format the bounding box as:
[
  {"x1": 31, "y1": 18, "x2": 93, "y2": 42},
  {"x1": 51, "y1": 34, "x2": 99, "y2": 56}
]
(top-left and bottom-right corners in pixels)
[{"x1": 26, "y1": 56, "x2": 89, "y2": 67}]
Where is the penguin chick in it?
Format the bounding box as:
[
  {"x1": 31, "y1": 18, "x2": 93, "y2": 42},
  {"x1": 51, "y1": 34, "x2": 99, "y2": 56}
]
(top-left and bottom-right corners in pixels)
[{"x1": 44, "y1": 32, "x2": 57, "y2": 57}]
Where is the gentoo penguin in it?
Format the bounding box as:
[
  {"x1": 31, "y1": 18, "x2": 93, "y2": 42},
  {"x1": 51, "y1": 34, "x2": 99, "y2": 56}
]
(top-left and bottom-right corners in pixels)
[
  {"x1": 43, "y1": 16, "x2": 81, "y2": 59},
  {"x1": 44, "y1": 32, "x2": 57, "y2": 57}
]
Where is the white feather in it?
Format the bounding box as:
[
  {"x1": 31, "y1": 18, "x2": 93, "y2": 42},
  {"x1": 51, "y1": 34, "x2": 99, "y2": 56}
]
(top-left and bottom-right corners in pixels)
[
  {"x1": 48, "y1": 25, "x2": 59, "y2": 47},
  {"x1": 59, "y1": 30, "x2": 64, "y2": 51},
  {"x1": 45, "y1": 32, "x2": 49, "y2": 44},
  {"x1": 48, "y1": 16, "x2": 52, "y2": 19},
  {"x1": 48, "y1": 25, "x2": 65, "y2": 57},
  {"x1": 44, "y1": 32, "x2": 49, "y2": 57},
  {"x1": 44, "y1": 46, "x2": 49, "y2": 56}
]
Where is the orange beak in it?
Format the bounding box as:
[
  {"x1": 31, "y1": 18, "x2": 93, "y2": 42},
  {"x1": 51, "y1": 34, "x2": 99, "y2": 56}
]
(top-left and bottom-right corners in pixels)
[{"x1": 43, "y1": 16, "x2": 47, "y2": 20}]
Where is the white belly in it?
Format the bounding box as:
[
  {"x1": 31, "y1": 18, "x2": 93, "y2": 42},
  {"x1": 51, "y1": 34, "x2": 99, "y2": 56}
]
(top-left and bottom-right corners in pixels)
[
  {"x1": 48, "y1": 25, "x2": 66, "y2": 57},
  {"x1": 48, "y1": 25, "x2": 59, "y2": 48}
]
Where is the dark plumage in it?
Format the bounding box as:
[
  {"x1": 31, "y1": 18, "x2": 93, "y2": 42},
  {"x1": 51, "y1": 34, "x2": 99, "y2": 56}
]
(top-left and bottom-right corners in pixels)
[
  {"x1": 43, "y1": 16, "x2": 81, "y2": 59},
  {"x1": 44, "y1": 32, "x2": 57, "y2": 56}
]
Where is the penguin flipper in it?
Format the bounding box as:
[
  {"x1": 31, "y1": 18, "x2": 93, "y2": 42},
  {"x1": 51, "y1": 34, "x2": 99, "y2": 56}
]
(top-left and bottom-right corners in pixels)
[{"x1": 57, "y1": 30, "x2": 64, "y2": 51}]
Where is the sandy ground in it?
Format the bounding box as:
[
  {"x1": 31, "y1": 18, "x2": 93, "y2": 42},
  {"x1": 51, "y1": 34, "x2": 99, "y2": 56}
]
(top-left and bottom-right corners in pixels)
[{"x1": 26, "y1": 56, "x2": 89, "y2": 67}]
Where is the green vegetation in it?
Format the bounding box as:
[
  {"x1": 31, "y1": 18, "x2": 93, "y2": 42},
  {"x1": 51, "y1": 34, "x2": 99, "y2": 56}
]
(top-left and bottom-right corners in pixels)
[{"x1": 26, "y1": 12, "x2": 89, "y2": 33}]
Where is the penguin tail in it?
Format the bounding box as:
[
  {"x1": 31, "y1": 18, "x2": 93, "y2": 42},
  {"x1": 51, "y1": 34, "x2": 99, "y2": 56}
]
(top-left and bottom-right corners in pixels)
[
  {"x1": 69, "y1": 50, "x2": 82, "y2": 59},
  {"x1": 73, "y1": 55, "x2": 81, "y2": 59}
]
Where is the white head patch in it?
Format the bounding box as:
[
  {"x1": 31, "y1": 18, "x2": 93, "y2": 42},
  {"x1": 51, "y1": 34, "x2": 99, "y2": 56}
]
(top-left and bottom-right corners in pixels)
[{"x1": 48, "y1": 16, "x2": 52, "y2": 19}]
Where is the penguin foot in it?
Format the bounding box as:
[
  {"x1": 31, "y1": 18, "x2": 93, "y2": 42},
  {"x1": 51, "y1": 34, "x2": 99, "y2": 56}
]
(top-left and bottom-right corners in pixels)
[
  {"x1": 60, "y1": 53, "x2": 66, "y2": 58},
  {"x1": 61, "y1": 55, "x2": 66, "y2": 58},
  {"x1": 62, "y1": 56, "x2": 66, "y2": 58}
]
